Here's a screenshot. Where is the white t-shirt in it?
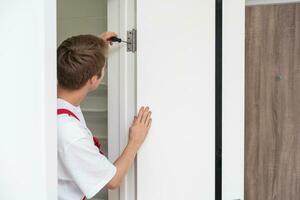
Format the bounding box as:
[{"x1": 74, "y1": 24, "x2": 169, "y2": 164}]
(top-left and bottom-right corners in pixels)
[{"x1": 57, "y1": 98, "x2": 116, "y2": 200}]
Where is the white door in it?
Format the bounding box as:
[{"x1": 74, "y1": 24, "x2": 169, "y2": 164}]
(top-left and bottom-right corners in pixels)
[
  {"x1": 136, "y1": 1, "x2": 215, "y2": 199},
  {"x1": 135, "y1": 0, "x2": 244, "y2": 199}
]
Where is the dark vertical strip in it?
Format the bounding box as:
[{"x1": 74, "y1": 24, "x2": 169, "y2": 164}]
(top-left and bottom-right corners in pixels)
[{"x1": 215, "y1": 0, "x2": 222, "y2": 200}]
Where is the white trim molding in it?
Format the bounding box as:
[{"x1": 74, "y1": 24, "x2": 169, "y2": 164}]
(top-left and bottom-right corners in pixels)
[{"x1": 223, "y1": 0, "x2": 245, "y2": 199}]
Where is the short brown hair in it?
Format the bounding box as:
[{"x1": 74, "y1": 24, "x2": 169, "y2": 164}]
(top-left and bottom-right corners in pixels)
[{"x1": 57, "y1": 34, "x2": 108, "y2": 90}]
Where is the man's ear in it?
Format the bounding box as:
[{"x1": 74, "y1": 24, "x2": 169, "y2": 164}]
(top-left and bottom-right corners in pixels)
[
  {"x1": 87, "y1": 75, "x2": 99, "y2": 92},
  {"x1": 90, "y1": 75, "x2": 99, "y2": 86}
]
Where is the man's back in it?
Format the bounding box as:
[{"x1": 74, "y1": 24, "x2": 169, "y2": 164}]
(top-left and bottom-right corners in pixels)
[{"x1": 57, "y1": 98, "x2": 116, "y2": 200}]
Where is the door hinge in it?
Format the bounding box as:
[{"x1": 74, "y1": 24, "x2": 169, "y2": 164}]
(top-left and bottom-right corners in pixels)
[{"x1": 127, "y1": 29, "x2": 136, "y2": 52}]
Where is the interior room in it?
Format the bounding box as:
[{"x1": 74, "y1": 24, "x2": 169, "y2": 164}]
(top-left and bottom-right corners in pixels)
[{"x1": 0, "y1": 0, "x2": 299, "y2": 200}]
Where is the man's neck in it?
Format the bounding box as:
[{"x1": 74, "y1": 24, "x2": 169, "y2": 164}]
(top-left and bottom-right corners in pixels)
[{"x1": 57, "y1": 86, "x2": 88, "y2": 106}]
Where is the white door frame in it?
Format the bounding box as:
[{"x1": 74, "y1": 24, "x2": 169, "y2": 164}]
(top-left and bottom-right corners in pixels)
[{"x1": 107, "y1": 0, "x2": 137, "y2": 200}]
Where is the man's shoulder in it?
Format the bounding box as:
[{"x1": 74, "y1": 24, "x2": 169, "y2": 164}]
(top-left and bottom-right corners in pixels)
[{"x1": 57, "y1": 117, "x2": 88, "y2": 152}]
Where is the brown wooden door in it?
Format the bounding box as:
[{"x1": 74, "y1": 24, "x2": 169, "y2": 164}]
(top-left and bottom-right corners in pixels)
[{"x1": 245, "y1": 3, "x2": 300, "y2": 200}]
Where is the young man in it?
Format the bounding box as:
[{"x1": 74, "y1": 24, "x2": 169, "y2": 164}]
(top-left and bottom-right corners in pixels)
[{"x1": 57, "y1": 32, "x2": 152, "y2": 200}]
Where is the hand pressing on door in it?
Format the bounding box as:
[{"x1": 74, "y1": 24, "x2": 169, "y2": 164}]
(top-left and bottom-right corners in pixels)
[
  {"x1": 129, "y1": 106, "x2": 152, "y2": 149},
  {"x1": 106, "y1": 106, "x2": 152, "y2": 190},
  {"x1": 98, "y1": 32, "x2": 118, "y2": 45}
]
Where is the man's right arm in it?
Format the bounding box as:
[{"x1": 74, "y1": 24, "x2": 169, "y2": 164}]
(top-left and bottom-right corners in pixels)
[{"x1": 106, "y1": 106, "x2": 152, "y2": 189}]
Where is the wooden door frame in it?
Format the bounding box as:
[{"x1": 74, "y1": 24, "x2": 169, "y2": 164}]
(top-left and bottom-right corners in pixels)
[{"x1": 107, "y1": 0, "x2": 137, "y2": 200}]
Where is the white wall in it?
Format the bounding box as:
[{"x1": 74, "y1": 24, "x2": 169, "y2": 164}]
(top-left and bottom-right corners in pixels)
[
  {"x1": 0, "y1": 0, "x2": 56, "y2": 199},
  {"x1": 136, "y1": 1, "x2": 215, "y2": 199}
]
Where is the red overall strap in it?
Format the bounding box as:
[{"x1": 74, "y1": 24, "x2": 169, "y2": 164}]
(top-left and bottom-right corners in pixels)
[
  {"x1": 57, "y1": 108, "x2": 80, "y2": 121},
  {"x1": 57, "y1": 108, "x2": 105, "y2": 155},
  {"x1": 93, "y1": 136, "x2": 105, "y2": 155}
]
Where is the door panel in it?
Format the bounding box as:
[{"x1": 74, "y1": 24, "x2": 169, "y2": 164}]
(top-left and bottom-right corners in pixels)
[
  {"x1": 136, "y1": 1, "x2": 215, "y2": 199},
  {"x1": 245, "y1": 4, "x2": 300, "y2": 200}
]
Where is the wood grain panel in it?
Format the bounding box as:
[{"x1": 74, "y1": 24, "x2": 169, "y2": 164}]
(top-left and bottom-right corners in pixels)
[{"x1": 245, "y1": 4, "x2": 300, "y2": 200}]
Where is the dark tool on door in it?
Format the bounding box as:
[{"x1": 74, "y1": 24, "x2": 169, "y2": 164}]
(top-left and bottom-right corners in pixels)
[
  {"x1": 109, "y1": 37, "x2": 130, "y2": 44},
  {"x1": 108, "y1": 29, "x2": 136, "y2": 53}
]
